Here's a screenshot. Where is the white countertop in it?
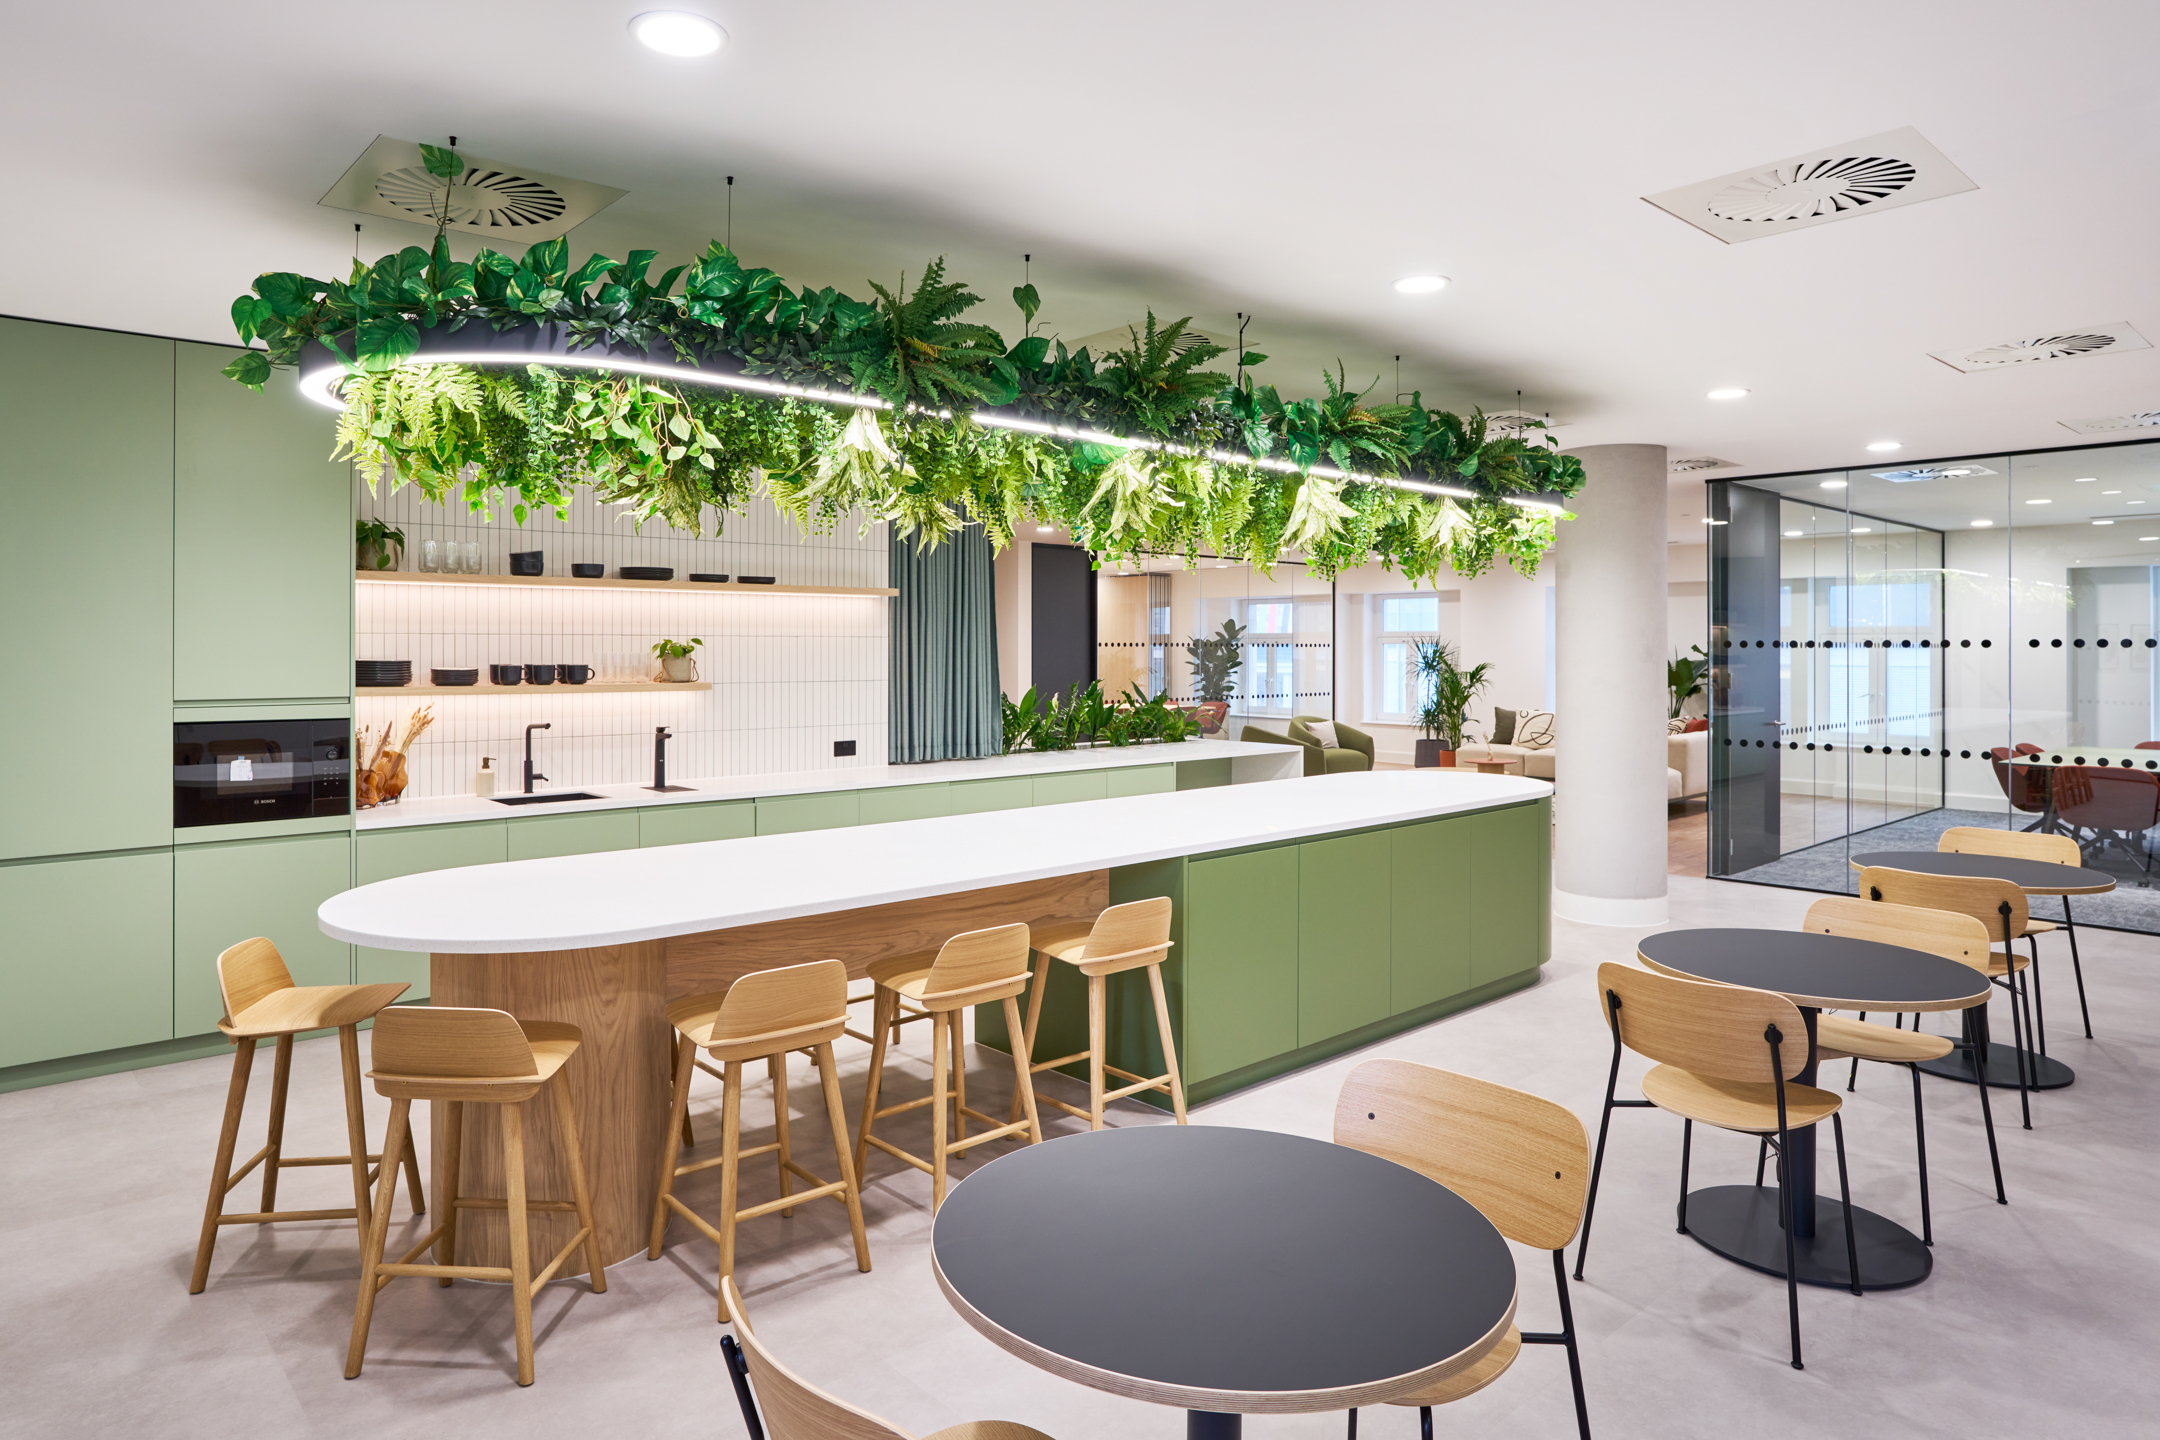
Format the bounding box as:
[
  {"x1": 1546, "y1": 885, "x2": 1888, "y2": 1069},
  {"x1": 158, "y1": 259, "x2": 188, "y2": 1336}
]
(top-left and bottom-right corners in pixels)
[
  {"x1": 355, "y1": 738, "x2": 1296, "y2": 831},
  {"x1": 320, "y1": 770, "x2": 1550, "y2": 953}
]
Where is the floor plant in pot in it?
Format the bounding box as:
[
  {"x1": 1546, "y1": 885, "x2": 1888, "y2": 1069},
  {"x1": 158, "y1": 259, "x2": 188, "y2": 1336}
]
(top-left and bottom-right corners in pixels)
[
  {"x1": 1184, "y1": 618, "x2": 1247, "y2": 735},
  {"x1": 1413, "y1": 638, "x2": 1492, "y2": 768}
]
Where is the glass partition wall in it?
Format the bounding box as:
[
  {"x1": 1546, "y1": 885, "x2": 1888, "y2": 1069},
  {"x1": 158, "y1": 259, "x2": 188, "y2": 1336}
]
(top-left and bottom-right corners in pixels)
[{"x1": 1709, "y1": 437, "x2": 2160, "y2": 932}]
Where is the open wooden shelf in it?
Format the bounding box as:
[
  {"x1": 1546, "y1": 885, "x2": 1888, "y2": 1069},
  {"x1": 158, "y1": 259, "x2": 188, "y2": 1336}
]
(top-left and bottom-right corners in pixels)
[
  {"x1": 358, "y1": 681, "x2": 714, "y2": 696},
  {"x1": 356, "y1": 571, "x2": 895, "y2": 598}
]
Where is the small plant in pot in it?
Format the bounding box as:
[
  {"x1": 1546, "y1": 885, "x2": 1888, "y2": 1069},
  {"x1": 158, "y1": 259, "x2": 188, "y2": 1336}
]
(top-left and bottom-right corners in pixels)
[
  {"x1": 1413, "y1": 638, "x2": 1493, "y2": 768},
  {"x1": 356, "y1": 518, "x2": 405, "y2": 572},
  {"x1": 1184, "y1": 618, "x2": 1247, "y2": 735},
  {"x1": 652, "y1": 636, "x2": 702, "y2": 682}
]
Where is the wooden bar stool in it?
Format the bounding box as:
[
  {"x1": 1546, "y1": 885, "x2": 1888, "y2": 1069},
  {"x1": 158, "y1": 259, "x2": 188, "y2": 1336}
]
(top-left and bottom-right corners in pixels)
[
  {"x1": 855, "y1": 924, "x2": 1043, "y2": 1209},
  {"x1": 646, "y1": 959, "x2": 872, "y2": 1322},
  {"x1": 346, "y1": 1006, "x2": 607, "y2": 1387},
  {"x1": 1008, "y1": 897, "x2": 1186, "y2": 1130},
  {"x1": 189, "y1": 937, "x2": 420, "y2": 1294}
]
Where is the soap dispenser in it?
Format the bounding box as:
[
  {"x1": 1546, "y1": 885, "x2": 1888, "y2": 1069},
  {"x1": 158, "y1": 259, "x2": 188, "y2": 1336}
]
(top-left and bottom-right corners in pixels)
[{"x1": 476, "y1": 756, "x2": 496, "y2": 797}]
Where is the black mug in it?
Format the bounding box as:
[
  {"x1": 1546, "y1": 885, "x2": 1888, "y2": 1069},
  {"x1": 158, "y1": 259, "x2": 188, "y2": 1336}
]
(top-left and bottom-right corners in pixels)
[
  {"x1": 524, "y1": 664, "x2": 557, "y2": 686},
  {"x1": 559, "y1": 664, "x2": 592, "y2": 685},
  {"x1": 489, "y1": 664, "x2": 523, "y2": 685},
  {"x1": 508, "y1": 550, "x2": 544, "y2": 576}
]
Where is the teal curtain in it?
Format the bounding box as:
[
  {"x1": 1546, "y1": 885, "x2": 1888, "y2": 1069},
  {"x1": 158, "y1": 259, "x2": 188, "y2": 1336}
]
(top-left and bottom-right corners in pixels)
[{"x1": 889, "y1": 527, "x2": 1001, "y2": 762}]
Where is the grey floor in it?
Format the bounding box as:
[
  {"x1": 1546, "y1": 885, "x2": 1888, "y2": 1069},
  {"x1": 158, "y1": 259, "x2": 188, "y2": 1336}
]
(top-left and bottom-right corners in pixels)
[
  {"x1": 6, "y1": 874, "x2": 2157, "y2": 1439},
  {"x1": 1731, "y1": 806, "x2": 2160, "y2": 933}
]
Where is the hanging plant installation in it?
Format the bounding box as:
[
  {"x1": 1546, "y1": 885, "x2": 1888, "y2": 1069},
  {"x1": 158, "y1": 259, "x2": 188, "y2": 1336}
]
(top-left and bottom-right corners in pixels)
[{"x1": 225, "y1": 145, "x2": 1584, "y2": 580}]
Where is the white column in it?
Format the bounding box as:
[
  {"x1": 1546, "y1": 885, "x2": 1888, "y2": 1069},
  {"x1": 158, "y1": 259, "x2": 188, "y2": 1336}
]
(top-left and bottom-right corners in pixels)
[{"x1": 1553, "y1": 443, "x2": 1670, "y2": 926}]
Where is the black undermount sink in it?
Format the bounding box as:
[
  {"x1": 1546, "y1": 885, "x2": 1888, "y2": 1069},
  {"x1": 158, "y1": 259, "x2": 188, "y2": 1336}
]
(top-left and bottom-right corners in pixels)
[{"x1": 491, "y1": 791, "x2": 604, "y2": 806}]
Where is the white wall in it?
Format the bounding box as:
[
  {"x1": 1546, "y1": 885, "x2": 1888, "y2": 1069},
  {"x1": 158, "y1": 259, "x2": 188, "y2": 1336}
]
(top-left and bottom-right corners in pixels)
[{"x1": 355, "y1": 481, "x2": 888, "y2": 798}]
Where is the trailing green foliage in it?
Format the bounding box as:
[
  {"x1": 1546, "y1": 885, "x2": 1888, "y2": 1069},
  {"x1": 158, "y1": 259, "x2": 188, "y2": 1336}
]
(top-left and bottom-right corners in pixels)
[
  {"x1": 1000, "y1": 680, "x2": 1199, "y2": 753},
  {"x1": 225, "y1": 149, "x2": 1584, "y2": 579}
]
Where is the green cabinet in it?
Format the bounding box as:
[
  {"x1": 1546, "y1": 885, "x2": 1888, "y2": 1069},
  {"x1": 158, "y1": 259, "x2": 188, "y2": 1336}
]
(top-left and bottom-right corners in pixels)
[
  {"x1": 1106, "y1": 764, "x2": 1176, "y2": 798},
  {"x1": 354, "y1": 822, "x2": 508, "y2": 996},
  {"x1": 1033, "y1": 771, "x2": 1109, "y2": 808},
  {"x1": 858, "y1": 784, "x2": 952, "y2": 826},
  {"x1": 506, "y1": 809, "x2": 641, "y2": 861},
  {"x1": 640, "y1": 800, "x2": 754, "y2": 848},
  {"x1": 173, "y1": 833, "x2": 354, "y2": 1037},
  {"x1": 950, "y1": 776, "x2": 1033, "y2": 814},
  {"x1": 0, "y1": 852, "x2": 175, "y2": 1066},
  {"x1": 1296, "y1": 831, "x2": 1393, "y2": 1045},
  {"x1": 1470, "y1": 801, "x2": 1548, "y2": 986},
  {"x1": 0, "y1": 321, "x2": 174, "y2": 861},
  {"x1": 173, "y1": 345, "x2": 350, "y2": 702},
  {"x1": 756, "y1": 791, "x2": 859, "y2": 835},
  {"x1": 1182, "y1": 846, "x2": 1300, "y2": 1082},
  {"x1": 1391, "y1": 817, "x2": 1473, "y2": 1013},
  {"x1": 1176, "y1": 757, "x2": 1234, "y2": 790}
]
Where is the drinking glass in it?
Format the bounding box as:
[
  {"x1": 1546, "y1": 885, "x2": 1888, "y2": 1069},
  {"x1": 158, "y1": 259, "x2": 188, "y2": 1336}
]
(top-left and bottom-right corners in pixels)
[
  {"x1": 419, "y1": 539, "x2": 440, "y2": 573},
  {"x1": 460, "y1": 541, "x2": 482, "y2": 574}
]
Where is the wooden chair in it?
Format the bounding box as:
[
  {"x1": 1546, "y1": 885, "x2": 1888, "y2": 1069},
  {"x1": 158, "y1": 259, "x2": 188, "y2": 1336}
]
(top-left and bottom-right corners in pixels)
[
  {"x1": 1800, "y1": 897, "x2": 2007, "y2": 1241},
  {"x1": 1859, "y1": 866, "x2": 2041, "y2": 1130},
  {"x1": 647, "y1": 959, "x2": 872, "y2": 1322},
  {"x1": 1938, "y1": 825, "x2": 2094, "y2": 1042},
  {"x1": 856, "y1": 924, "x2": 1043, "y2": 1210},
  {"x1": 189, "y1": 937, "x2": 420, "y2": 1294},
  {"x1": 720, "y1": 1275, "x2": 1058, "y2": 1440},
  {"x1": 346, "y1": 1006, "x2": 607, "y2": 1387},
  {"x1": 1575, "y1": 962, "x2": 1857, "y2": 1371},
  {"x1": 1007, "y1": 897, "x2": 1186, "y2": 1131},
  {"x1": 678, "y1": 981, "x2": 926, "y2": 1152},
  {"x1": 1334, "y1": 1060, "x2": 1593, "y2": 1440}
]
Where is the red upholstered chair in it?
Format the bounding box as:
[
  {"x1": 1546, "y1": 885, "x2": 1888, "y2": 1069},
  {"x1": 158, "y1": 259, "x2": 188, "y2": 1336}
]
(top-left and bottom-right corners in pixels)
[
  {"x1": 2054, "y1": 767, "x2": 2160, "y2": 882},
  {"x1": 1987, "y1": 748, "x2": 2052, "y2": 827}
]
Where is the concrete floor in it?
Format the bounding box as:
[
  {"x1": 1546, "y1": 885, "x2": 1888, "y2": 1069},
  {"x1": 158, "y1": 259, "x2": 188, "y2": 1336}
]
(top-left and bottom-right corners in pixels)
[{"x1": 6, "y1": 875, "x2": 2156, "y2": 1439}]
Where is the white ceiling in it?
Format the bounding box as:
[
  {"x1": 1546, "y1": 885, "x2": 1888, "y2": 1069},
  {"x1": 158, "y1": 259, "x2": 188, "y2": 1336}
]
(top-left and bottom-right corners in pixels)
[{"x1": 6, "y1": 0, "x2": 2160, "y2": 487}]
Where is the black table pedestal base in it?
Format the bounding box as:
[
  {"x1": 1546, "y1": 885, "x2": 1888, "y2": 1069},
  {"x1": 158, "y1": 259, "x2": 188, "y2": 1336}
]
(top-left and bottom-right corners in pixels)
[
  {"x1": 1681, "y1": 1185, "x2": 1931, "y2": 1291},
  {"x1": 1917, "y1": 1042, "x2": 2073, "y2": 1090},
  {"x1": 1188, "y1": 1412, "x2": 1241, "y2": 1439}
]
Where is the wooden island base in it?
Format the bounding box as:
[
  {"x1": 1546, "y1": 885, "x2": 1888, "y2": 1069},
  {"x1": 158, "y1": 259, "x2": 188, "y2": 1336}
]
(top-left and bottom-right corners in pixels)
[{"x1": 430, "y1": 870, "x2": 1108, "y2": 1272}]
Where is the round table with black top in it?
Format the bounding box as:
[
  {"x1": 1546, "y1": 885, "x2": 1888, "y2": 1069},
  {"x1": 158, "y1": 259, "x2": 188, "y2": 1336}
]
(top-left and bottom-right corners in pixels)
[
  {"x1": 1850, "y1": 849, "x2": 2112, "y2": 1091},
  {"x1": 930, "y1": 1125, "x2": 1518, "y2": 1440},
  {"x1": 1637, "y1": 927, "x2": 1990, "y2": 1291}
]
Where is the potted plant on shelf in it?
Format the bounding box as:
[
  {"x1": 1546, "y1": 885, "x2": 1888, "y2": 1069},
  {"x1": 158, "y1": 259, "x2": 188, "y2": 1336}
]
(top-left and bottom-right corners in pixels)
[
  {"x1": 1413, "y1": 638, "x2": 1492, "y2": 768},
  {"x1": 652, "y1": 636, "x2": 703, "y2": 682},
  {"x1": 1184, "y1": 618, "x2": 1247, "y2": 735},
  {"x1": 356, "y1": 518, "x2": 405, "y2": 572}
]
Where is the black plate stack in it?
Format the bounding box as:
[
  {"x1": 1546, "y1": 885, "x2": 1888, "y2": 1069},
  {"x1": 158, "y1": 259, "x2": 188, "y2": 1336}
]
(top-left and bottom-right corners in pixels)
[
  {"x1": 620, "y1": 566, "x2": 675, "y2": 580},
  {"x1": 356, "y1": 660, "x2": 413, "y2": 688}
]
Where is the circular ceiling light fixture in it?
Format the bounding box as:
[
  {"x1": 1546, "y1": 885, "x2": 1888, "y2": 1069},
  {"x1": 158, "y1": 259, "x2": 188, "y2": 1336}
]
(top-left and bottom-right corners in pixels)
[
  {"x1": 631, "y1": 11, "x2": 727, "y2": 56},
  {"x1": 2025, "y1": 498, "x2": 2051, "y2": 505},
  {"x1": 1819, "y1": 479, "x2": 1847, "y2": 490},
  {"x1": 1970, "y1": 519, "x2": 1994, "y2": 527},
  {"x1": 2074, "y1": 476, "x2": 2098, "y2": 482},
  {"x1": 1851, "y1": 527, "x2": 1873, "y2": 534},
  {"x1": 1393, "y1": 275, "x2": 1449, "y2": 295},
  {"x1": 1866, "y1": 441, "x2": 1902, "y2": 453},
  {"x1": 1035, "y1": 524, "x2": 1055, "y2": 533},
  {"x1": 1784, "y1": 530, "x2": 1804, "y2": 537},
  {"x1": 1707, "y1": 388, "x2": 1750, "y2": 400},
  {"x1": 2094, "y1": 519, "x2": 2115, "y2": 526}
]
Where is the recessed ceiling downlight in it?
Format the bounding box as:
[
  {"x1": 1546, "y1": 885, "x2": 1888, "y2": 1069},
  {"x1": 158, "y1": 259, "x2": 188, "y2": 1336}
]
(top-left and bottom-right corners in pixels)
[
  {"x1": 1394, "y1": 275, "x2": 1449, "y2": 294},
  {"x1": 1820, "y1": 480, "x2": 1847, "y2": 490},
  {"x1": 1971, "y1": 519, "x2": 1993, "y2": 527},
  {"x1": 1866, "y1": 441, "x2": 1902, "y2": 453},
  {"x1": 631, "y1": 11, "x2": 726, "y2": 56},
  {"x1": 1707, "y1": 388, "x2": 1749, "y2": 400}
]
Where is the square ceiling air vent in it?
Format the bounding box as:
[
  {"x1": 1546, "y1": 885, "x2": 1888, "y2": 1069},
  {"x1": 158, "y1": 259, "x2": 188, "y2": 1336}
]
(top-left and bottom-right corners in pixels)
[
  {"x1": 319, "y1": 136, "x2": 626, "y2": 243},
  {"x1": 1929, "y1": 322, "x2": 2150, "y2": 373},
  {"x1": 1643, "y1": 127, "x2": 1976, "y2": 245},
  {"x1": 2060, "y1": 411, "x2": 2160, "y2": 434},
  {"x1": 1670, "y1": 456, "x2": 1738, "y2": 473},
  {"x1": 1869, "y1": 463, "x2": 1998, "y2": 482}
]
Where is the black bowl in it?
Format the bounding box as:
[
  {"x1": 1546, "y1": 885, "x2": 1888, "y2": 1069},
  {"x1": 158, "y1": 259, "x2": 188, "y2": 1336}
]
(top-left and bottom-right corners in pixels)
[
  {"x1": 620, "y1": 566, "x2": 675, "y2": 581},
  {"x1": 689, "y1": 573, "x2": 729, "y2": 583},
  {"x1": 431, "y1": 668, "x2": 479, "y2": 686},
  {"x1": 571, "y1": 563, "x2": 604, "y2": 578}
]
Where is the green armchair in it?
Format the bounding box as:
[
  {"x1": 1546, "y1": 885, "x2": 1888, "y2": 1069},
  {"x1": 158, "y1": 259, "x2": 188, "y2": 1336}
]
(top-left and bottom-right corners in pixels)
[{"x1": 1278, "y1": 715, "x2": 1375, "y2": 776}]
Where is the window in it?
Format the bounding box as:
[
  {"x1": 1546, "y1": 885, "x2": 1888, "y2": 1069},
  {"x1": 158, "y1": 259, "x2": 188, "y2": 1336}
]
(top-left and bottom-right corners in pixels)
[{"x1": 1369, "y1": 590, "x2": 1460, "y2": 723}]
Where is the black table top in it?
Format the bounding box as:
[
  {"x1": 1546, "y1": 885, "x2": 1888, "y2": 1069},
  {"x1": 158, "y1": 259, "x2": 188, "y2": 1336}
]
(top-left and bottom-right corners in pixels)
[
  {"x1": 1638, "y1": 927, "x2": 1990, "y2": 1012},
  {"x1": 1849, "y1": 850, "x2": 2112, "y2": 895},
  {"x1": 930, "y1": 1125, "x2": 1516, "y2": 1412}
]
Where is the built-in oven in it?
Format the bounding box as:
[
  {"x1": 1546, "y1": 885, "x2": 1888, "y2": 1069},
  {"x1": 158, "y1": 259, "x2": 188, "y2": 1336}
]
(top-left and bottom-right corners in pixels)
[{"x1": 174, "y1": 718, "x2": 352, "y2": 828}]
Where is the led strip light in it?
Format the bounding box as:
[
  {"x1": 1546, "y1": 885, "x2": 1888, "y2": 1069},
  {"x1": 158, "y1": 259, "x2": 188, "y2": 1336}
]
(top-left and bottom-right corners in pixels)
[{"x1": 296, "y1": 347, "x2": 1568, "y2": 514}]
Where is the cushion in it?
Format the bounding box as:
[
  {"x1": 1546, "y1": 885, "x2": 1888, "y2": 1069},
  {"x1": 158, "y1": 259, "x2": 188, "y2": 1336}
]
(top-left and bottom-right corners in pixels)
[
  {"x1": 1513, "y1": 711, "x2": 1555, "y2": 749},
  {"x1": 1306, "y1": 719, "x2": 1340, "y2": 748},
  {"x1": 1668, "y1": 717, "x2": 1688, "y2": 735},
  {"x1": 1683, "y1": 717, "x2": 1708, "y2": 734},
  {"x1": 1491, "y1": 708, "x2": 1517, "y2": 746}
]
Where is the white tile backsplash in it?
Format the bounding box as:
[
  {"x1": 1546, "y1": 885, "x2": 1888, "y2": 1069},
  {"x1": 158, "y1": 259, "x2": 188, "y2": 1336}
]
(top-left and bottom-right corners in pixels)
[{"x1": 356, "y1": 481, "x2": 889, "y2": 799}]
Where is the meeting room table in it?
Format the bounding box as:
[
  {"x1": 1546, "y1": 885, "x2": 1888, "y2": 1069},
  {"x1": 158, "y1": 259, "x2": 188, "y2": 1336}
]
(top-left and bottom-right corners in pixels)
[
  {"x1": 1849, "y1": 849, "x2": 2112, "y2": 1089},
  {"x1": 1638, "y1": 926, "x2": 1990, "y2": 1291},
  {"x1": 930, "y1": 1125, "x2": 1519, "y2": 1439}
]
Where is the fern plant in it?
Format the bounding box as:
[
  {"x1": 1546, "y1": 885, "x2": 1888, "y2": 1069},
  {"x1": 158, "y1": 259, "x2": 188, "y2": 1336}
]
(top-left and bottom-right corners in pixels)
[{"x1": 1094, "y1": 314, "x2": 1231, "y2": 441}]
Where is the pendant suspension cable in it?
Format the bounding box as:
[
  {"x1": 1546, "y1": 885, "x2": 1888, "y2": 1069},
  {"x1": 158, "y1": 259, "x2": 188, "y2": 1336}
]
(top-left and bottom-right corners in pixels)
[{"x1": 726, "y1": 175, "x2": 734, "y2": 250}]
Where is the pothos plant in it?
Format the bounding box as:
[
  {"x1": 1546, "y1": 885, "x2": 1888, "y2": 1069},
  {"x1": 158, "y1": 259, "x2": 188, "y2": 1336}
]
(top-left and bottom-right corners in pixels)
[{"x1": 224, "y1": 145, "x2": 1585, "y2": 581}]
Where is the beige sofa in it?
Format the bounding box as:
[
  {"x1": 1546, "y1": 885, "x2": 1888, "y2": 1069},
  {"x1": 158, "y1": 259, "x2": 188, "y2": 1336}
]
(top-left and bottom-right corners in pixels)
[{"x1": 1463, "y1": 719, "x2": 1708, "y2": 799}]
